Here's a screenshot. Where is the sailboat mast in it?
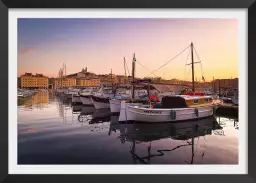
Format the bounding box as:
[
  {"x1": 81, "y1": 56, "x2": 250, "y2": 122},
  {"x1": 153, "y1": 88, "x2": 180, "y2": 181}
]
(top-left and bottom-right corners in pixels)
[
  {"x1": 219, "y1": 79, "x2": 221, "y2": 96},
  {"x1": 64, "y1": 63, "x2": 66, "y2": 79},
  {"x1": 132, "y1": 53, "x2": 136, "y2": 99},
  {"x1": 191, "y1": 42, "x2": 195, "y2": 93},
  {"x1": 111, "y1": 69, "x2": 113, "y2": 92},
  {"x1": 124, "y1": 57, "x2": 127, "y2": 84},
  {"x1": 190, "y1": 125, "x2": 196, "y2": 164}
]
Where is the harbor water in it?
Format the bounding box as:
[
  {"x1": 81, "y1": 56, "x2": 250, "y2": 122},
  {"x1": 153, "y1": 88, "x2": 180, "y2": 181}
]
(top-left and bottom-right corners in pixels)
[{"x1": 18, "y1": 91, "x2": 238, "y2": 164}]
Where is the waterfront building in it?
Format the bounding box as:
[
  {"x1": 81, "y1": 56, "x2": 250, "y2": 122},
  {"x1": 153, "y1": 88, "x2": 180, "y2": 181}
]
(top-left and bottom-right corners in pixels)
[
  {"x1": 54, "y1": 77, "x2": 76, "y2": 89},
  {"x1": 20, "y1": 73, "x2": 48, "y2": 89},
  {"x1": 76, "y1": 78, "x2": 100, "y2": 87},
  {"x1": 211, "y1": 78, "x2": 238, "y2": 92}
]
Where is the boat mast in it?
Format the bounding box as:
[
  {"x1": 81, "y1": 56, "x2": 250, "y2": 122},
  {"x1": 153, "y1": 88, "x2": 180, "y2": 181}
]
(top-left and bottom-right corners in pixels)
[
  {"x1": 189, "y1": 125, "x2": 197, "y2": 164},
  {"x1": 218, "y1": 79, "x2": 221, "y2": 96},
  {"x1": 191, "y1": 42, "x2": 195, "y2": 93},
  {"x1": 111, "y1": 68, "x2": 113, "y2": 92},
  {"x1": 64, "y1": 63, "x2": 66, "y2": 79},
  {"x1": 186, "y1": 42, "x2": 201, "y2": 93},
  {"x1": 213, "y1": 77, "x2": 215, "y2": 93},
  {"x1": 124, "y1": 57, "x2": 127, "y2": 84},
  {"x1": 132, "y1": 53, "x2": 136, "y2": 99}
]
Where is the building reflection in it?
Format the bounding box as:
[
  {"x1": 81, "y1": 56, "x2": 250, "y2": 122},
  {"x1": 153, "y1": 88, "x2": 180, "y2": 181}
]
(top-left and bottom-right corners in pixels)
[{"x1": 18, "y1": 90, "x2": 49, "y2": 109}]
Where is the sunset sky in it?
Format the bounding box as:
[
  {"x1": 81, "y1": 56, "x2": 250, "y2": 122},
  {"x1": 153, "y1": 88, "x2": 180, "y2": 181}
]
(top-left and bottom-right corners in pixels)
[{"x1": 18, "y1": 18, "x2": 238, "y2": 81}]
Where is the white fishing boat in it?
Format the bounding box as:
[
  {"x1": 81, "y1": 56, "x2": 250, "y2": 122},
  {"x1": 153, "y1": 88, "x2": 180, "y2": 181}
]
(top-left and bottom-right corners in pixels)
[
  {"x1": 79, "y1": 87, "x2": 99, "y2": 105},
  {"x1": 118, "y1": 42, "x2": 221, "y2": 123},
  {"x1": 91, "y1": 86, "x2": 114, "y2": 109},
  {"x1": 110, "y1": 98, "x2": 123, "y2": 113},
  {"x1": 70, "y1": 88, "x2": 83, "y2": 104},
  {"x1": 110, "y1": 89, "x2": 148, "y2": 113},
  {"x1": 119, "y1": 95, "x2": 220, "y2": 123},
  {"x1": 110, "y1": 56, "x2": 150, "y2": 113},
  {"x1": 64, "y1": 88, "x2": 80, "y2": 101}
]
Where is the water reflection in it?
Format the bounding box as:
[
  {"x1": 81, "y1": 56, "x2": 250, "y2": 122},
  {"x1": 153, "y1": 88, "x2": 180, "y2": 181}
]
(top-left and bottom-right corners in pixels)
[
  {"x1": 18, "y1": 90, "x2": 49, "y2": 109},
  {"x1": 18, "y1": 91, "x2": 239, "y2": 164},
  {"x1": 108, "y1": 116, "x2": 224, "y2": 164},
  {"x1": 77, "y1": 108, "x2": 111, "y2": 124}
]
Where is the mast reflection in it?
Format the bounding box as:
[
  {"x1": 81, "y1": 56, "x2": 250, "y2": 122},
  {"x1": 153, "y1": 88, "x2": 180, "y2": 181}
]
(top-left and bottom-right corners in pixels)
[{"x1": 109, "y1": 116, "x2": 223, "y2": 164}]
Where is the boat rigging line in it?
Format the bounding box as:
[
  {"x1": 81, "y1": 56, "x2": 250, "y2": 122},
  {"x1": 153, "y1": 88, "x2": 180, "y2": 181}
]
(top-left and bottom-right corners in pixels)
[
  {"x1": 124, "y1": 57, "x2": 130, "y2": 77},
  {"x1": 145, "y1": 44, "x2": 191, "y2": 78},
  {"x1": 184, "y1": 48, "x2": 191, "y2": 81},
  {"x1": 185, "y1": 67, "x2": 192, "y2": 82},
  {"x1": 136, "y1": 60, "x2": 158, "y2": 78},
  {"x1": 193, "y1": 45, "x2": 205, "y2": 82}
]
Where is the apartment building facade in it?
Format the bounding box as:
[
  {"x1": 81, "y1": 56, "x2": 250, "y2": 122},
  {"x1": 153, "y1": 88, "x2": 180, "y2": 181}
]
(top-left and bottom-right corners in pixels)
[
  {"x1": 20, "y1": 73, "x2": 49, "y2": 89},
  {"x1": 54, "y1": 77, "x2": 76, "y2": 89},
  {"x1": 76, "y1": 78, "x2": 100, "y2": 87}
]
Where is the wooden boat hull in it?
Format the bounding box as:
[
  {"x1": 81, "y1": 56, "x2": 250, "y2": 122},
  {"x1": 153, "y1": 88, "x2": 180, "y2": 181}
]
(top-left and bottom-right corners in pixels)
[{"x1": 118, "y1": 101, "x2": 216, "y2": 123}]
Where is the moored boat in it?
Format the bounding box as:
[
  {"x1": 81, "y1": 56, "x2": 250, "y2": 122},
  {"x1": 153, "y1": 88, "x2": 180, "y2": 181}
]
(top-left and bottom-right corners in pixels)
[
  {"x1": 79, "y1": 87, "x2": 99, "y2": 105},
  {"x1": 109, "y1": 78, "x2": 150, "y2": 113},
  {"x1": 110, "y1": 97, "x2": 148, "y2": 113},
  {"x1": 110, "y1": 89, "x2": 148, "y2": 113},
  {"x1": 91, "y1": 86, "x2": 114, "y2": 109},
  {"x1": 118, "y1": 95, "x2": 220, "y2": 123},
  {"x1": 70, "y1": 88, "x2": 83, "y2": 104}
]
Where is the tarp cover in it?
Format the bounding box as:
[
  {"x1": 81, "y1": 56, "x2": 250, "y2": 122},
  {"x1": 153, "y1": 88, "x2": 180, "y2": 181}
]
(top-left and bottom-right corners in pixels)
[{"x1": 161, "y1": 96, "x2": 188, "y2": 108}]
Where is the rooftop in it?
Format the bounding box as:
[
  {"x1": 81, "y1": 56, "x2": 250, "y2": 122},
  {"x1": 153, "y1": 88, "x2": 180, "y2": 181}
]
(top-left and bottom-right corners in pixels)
[{"x1": 22, "y1": 73, "x2": 47, "y2": 77}]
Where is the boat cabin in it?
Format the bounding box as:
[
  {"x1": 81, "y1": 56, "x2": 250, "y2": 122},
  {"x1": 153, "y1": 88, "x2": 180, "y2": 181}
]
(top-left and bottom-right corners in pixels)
[
  {"x1": 156, "y1": 95, "x2": 213, "y2": 109},
  {"x1": 181, "y1": 95, "x2": 213, "y2": 107}
]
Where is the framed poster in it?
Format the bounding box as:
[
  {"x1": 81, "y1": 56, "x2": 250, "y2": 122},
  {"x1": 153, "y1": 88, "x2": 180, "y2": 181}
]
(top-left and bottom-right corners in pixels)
[{"x1": 0, "y1": 0, "x2": 254, "y2": 182}]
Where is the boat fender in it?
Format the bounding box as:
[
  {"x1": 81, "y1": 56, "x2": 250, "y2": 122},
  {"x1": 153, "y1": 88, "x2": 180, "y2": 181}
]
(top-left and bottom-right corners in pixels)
[
  {"x1": 170, "y1": 110, "x2": 176, "y2": 120},
  {"x1": 195, "y1": 108, "x2": 199, "y2": 117}
]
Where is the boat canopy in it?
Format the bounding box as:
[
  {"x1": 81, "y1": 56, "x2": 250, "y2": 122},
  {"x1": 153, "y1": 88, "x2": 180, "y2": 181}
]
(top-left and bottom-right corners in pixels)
[{"x1": 161, "y1": 96, "x2": 189, "y2": 108}]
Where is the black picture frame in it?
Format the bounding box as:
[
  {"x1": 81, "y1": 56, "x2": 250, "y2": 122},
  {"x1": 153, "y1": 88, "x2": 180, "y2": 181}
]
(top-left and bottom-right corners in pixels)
[{"x1": 0, "y1": 0, "x2": 254, "y2": 182}]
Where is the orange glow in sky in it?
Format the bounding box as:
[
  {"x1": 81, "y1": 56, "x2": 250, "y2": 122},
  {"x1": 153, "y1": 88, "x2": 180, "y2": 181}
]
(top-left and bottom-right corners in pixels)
[{"x1": 18, "y1": 18, "x2": 238, "y2": 81}]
